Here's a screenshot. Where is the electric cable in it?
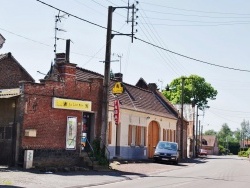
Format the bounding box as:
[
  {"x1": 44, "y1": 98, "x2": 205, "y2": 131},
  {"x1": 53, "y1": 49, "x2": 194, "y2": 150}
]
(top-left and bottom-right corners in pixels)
[
  {"x1": 134, "y1": 37, "x2": 250, "y2": 73},
  {"x1": 30, "y1": 0, "x2": 250, "y2": 73}
]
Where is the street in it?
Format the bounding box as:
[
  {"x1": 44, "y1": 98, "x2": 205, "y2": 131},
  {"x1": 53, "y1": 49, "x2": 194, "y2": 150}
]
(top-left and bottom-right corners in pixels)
[
  {"x1": 0, "y1": 155, "x2": 249, "y2": 188},
  {"x1": 97, "y1": 155, "x2": 250, "y2": 188}
]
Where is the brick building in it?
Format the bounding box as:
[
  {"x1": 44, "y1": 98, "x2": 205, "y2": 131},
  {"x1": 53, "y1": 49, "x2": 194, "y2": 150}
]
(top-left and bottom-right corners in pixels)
[
  {"x1": 0, "y1": 52, "x2": 104, "y2": 167},
  {"x1": 0, "y1": 52, "x2": 34, "y2": 166}
]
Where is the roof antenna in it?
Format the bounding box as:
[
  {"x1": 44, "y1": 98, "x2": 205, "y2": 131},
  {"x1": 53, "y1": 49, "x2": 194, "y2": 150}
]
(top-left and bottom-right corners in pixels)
[{"x1": 54, "y1": 11, "x2": 67, "y2": 60}]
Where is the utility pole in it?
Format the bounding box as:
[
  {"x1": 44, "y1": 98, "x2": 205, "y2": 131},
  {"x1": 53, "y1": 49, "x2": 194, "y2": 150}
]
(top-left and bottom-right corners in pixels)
[
  {"x1": 101, "y1": 3, "x2": 138, "y2": 149},
  {"x1": 180, "y1": 78, "x2": 184, "y2": 159},
  {"x1": 195, "y1": 106, "x2": 199, "y2": 157},
  {"x1": 192, "y1": 101, "x2": 195, "y2": 158},
  {"x1": 198, "y1": 120, "x2": 201, "y2": 151},
  {"x1": 101, "y1": 6, "x2": 113, "y2": 147}
]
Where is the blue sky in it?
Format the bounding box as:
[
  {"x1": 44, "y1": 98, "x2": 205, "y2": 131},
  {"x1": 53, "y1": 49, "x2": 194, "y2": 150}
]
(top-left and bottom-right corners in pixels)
[{"x1": 1, "y1": 0, "x2": 250, "y2": 132}]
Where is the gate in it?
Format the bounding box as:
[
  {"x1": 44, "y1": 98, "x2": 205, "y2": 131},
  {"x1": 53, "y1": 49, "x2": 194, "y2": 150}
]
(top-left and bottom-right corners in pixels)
[
  {"x1": 0, "y1": 126, "x2": 13, "y2": 165},
  {"x1": 0, "y1": 98, "x2": 16, "y2": 166}
]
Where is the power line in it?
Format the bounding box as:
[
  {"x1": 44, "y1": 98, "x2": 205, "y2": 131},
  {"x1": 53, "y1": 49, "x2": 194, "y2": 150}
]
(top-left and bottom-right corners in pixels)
[
  {"x1": 0, "y1": 27, "x2": 103, "y2": 60},
  {"x1": 141, "y1": 9, "x2": 250, "y2": 19},
  {"x1": 33, "y1": 0, "x2": 250, "y2": 73},
  {"x1": 36, "y1": 0, "x2": 107, "y2": 30},
  {"x1": 134, "y1": 37, "x2": 250, "y2": 73},
  {"x1": 140, "y1": 2, "x2": 250, "y2": 16}
]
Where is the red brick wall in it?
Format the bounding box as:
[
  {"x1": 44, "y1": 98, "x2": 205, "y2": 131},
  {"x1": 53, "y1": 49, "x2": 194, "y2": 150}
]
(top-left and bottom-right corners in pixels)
[
  {"x1": 18, "y1": 62, "x2": 104, "y2": 166},
  {"x1": 21, "y1": 78, "x2": 103, "y2": 149}
]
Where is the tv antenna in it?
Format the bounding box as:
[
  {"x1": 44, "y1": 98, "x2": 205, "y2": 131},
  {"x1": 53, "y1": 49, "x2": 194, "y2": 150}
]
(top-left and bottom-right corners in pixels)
[
  {"x1": 113, "y1": 53, "x2": 123, "y2": 73},
  {"x1": 54, "y1": 11, "x2": 67, "y2": 58}
]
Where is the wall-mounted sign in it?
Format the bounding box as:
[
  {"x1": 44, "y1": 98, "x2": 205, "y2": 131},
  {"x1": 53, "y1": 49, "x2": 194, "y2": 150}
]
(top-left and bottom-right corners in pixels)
[
  {"x1": 52, "y1": 97, "x2": 92, "y2": 111},
  {"x1": 114, "y1": 99, "x2": 120, "y2": 125},
  {"x1": 112, "y1": 82, "x2": 124, "y2": 95},
  {"x1": 66, "y1": 116, "x2": 77, "y2": 150},
  {"x1": 0, "y1": 88, "x2": 20, "y2": 98}
]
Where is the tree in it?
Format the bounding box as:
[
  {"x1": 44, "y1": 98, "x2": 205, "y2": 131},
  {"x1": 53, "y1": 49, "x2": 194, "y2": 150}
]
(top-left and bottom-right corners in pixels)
[
  {"x1": 163, "y1": 75, "x2": 217, "y2": 110},
  {"x1": 217, "y1": 123, "x2": 241, "y2": 154},
  {"x1": 234, "y1": 128, "x2": 241, "y2": 143},
  {"x1": 204, "y1": 129, "x2": 217, "y2": 135},
  {"x1": 241, "y1": 119, "x2": 250, "y2": 147}
]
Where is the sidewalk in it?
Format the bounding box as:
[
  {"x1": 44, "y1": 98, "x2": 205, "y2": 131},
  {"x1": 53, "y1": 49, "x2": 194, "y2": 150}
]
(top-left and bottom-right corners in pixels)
[{"x1": 0, "y1": 158, "x2": 206, "y2": 188}]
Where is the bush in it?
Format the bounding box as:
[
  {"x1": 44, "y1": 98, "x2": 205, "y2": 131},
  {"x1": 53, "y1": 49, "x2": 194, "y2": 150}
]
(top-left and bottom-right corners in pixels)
[
  {"x1": 90, "y1": 138, "x2": 109, "y2": 166},
  {"x1": 238, "y1": 148, "x2": 250, "y2": 157}
]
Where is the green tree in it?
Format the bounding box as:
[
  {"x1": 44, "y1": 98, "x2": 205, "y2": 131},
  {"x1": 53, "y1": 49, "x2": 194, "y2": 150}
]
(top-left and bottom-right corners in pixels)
[
  {"x1": 217, "y1": 123, "x2": 240, "y2": 154},
  {"x1": 163, "y1": 75, "x2": 218, "y2": 110},
  {"x1": 234, "y1": 128, "x2": 241, "y2": 142},
  {"x1": 204, "y1": 129, "x2": 217, "y2": 135}
]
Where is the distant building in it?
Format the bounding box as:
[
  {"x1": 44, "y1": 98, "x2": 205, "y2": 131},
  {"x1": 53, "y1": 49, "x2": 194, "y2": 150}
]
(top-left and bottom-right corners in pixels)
[{"x1": 201, "y1": 135, "x2": 219, "y2": 155}]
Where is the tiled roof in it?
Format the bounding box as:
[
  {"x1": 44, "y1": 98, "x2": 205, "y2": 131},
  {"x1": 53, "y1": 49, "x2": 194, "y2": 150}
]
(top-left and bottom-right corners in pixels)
[
  {"x1": 0, "y1": 52, "x2": 35, "y2": 82},
  {"x1": 76, "y1": 67, "x2": 103, "y2": 81},
  {"x1": 76, "y1": 67, "x2": 177, "y2": 119}
]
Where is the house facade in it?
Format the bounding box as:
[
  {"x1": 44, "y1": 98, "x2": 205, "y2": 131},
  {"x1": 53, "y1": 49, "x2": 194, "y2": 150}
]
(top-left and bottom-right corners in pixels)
[
  {"x1": 107, "y1": 79, "x2": 179, "y2": 160},
  {"x1": 1, "y1": 51, "x2": 187, "y2": 168}
]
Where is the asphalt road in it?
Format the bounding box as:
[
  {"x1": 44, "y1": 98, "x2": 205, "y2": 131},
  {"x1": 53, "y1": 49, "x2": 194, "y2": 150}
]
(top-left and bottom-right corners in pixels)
[
  {"x1": 0, "y1": 155, "x2": 249, "y2": 188},
  {"x1": 97, "y1": 155, "x2": 250, "y2": 188}
]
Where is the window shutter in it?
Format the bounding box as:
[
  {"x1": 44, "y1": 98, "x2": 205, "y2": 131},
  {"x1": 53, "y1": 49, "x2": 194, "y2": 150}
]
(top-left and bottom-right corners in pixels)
[
  {"x1": 144, "y1": 127, "x2": 147, "y2": 146},
  {"x1": 128, "y1": 125, "x2": 132, "y2": 145},
  {"x1": 163, "y1": 129, "x2": 166, "y2": 141},
  {"x1": 108, "y1": 122, "x2": 112, "y2": 144}
]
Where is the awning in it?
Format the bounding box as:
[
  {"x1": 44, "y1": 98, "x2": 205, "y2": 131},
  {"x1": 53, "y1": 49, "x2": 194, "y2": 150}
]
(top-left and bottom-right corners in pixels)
[{"x1": 0, "y1": 88, "x2": 20, "y2": 98}]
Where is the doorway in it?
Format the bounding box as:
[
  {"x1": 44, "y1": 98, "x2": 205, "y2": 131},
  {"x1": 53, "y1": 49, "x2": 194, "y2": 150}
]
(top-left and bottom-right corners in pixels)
[
  {"x1": 147, "y1": 121, "x2": 159, "y2": 158},
  {"x1": 0, "y1": 98, "x2": 17, "y2": 166}
]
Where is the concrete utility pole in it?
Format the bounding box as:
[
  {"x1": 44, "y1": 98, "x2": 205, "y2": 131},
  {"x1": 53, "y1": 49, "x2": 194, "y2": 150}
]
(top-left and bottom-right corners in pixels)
[
  {"x1": 195, "y1": 106, "x2": 199, "y2": 157},
  {"x1": 180, "y1": 78, "x2": 184, "y2": 159},
  {"x1": 101, "y1": 6, "x2": 113, "y2": 147},
  {"x1": 101, "y1": 3, "x2": 137, "y2": 149}
]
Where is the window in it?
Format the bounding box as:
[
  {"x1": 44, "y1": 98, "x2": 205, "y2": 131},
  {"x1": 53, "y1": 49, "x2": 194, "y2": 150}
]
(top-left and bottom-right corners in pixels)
[{"x1": 128, "y1": 125, "x2": 146, "y2": 147}]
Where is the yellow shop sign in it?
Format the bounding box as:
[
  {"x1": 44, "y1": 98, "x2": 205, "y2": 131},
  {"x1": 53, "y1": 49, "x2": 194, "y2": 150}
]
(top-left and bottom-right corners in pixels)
[
  {"x1": 112, "y1": 82, "x2": 124, "y2": 95},
  {"x1": 52, "y1": 97, "x2": 92, "y2": 111}
]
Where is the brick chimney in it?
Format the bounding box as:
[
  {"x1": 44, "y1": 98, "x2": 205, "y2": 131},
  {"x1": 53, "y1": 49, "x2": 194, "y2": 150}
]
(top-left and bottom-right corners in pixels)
[
  {"x1": 55, "y1": 40, "x2": 76, "y2": 82},
  {"x1": 55, "y1": 53, "x2": 76, "y2": 82},
  {"x1": 113, "y1": 73, "x2": 123, "y2": 82}
]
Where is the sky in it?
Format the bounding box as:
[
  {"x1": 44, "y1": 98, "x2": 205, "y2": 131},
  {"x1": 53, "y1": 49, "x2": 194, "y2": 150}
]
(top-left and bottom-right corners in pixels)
[{"x1": 1, "y1": 0, "x2": 250, "y2": 133}]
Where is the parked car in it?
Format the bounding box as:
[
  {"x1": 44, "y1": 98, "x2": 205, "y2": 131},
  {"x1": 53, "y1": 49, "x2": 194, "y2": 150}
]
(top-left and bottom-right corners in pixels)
[
  {"x1": 198, "y1": 149, "x2": 207, "y2": 156},
  {"x1": 153, "y1": 141, "x2": 179, "y2": 165}
]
